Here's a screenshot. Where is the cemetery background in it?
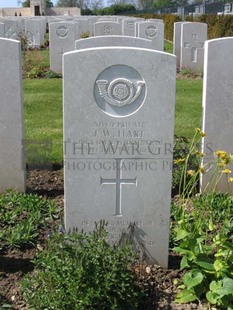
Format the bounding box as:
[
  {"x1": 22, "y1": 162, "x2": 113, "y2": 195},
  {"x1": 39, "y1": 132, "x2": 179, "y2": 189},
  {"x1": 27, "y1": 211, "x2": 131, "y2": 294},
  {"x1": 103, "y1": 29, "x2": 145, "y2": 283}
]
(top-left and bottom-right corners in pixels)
[{"x1": 0, "y1": 13, "x2": 232, "y2": 309}]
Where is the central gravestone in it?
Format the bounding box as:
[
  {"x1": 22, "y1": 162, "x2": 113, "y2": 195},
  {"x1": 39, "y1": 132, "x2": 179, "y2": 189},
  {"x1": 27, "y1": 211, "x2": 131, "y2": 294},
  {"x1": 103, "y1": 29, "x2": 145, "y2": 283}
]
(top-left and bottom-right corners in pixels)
[{"x1": 63, "y1": 47, "x2": 176, "y2": 267}]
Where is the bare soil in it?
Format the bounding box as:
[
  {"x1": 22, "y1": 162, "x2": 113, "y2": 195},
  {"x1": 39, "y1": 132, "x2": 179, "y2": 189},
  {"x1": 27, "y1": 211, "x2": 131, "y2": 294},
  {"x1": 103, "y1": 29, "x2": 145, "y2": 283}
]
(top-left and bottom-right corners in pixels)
[{"x1": 0, "y1": 169, "x2": 206, "y2": 309}]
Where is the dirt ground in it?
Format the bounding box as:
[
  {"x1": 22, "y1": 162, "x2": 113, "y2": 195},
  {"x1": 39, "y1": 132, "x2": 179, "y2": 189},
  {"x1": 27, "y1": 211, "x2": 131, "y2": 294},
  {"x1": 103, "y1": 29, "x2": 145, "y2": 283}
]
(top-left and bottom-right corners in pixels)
[{"x1": 0, "y1": 169, "x2": 206, "y2": 309}]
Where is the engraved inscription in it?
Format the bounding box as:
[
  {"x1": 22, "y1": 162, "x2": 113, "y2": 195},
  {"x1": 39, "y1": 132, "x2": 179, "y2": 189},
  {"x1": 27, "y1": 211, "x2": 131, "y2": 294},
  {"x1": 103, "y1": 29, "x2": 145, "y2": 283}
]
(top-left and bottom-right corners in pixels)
[
  {"x1": 127, "y1": 21, "x2": 134, "y2": 29},
  {"x1": 103, "y1": 25, "x2": 113, "y2": 35},
  {"x1": 145, "y1": 26, "x2": 158, "y2": 38},
  {"x1": 94, "y1": 65, "x2": 146, "y2": 117},
  {"x1": 184, "y1": 33, "x2": 204, "y2": 62},
  {"x1": 56, "y1": 26, "x2": 69, "y2": 38},
  {"x1": 100, "y1": 158, "x2": 137, "y2": 216}
]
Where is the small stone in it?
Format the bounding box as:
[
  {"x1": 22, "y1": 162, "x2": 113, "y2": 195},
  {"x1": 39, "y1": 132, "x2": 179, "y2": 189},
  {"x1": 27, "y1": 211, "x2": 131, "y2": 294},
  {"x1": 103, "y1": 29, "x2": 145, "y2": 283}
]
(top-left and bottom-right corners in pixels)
[
  {"x1": 11, "y1": 295, "x2": 16, "y2": 302},
  {"x1": 145, "y1": 266, "x2": 151, "y2": 274}
]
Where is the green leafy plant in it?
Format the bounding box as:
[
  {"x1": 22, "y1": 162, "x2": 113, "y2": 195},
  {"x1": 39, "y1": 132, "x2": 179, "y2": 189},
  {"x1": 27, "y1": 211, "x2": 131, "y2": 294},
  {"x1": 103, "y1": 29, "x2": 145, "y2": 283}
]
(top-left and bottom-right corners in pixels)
[
  {"x1": 0, "y1": 190, "x2": 61, "y2": 250},
  {"x1": 171, "y1": 129, "x2": 233, "y2": 309},
  {"x1": 21, "y1": 221, "x2": 146, "y2": 309}
]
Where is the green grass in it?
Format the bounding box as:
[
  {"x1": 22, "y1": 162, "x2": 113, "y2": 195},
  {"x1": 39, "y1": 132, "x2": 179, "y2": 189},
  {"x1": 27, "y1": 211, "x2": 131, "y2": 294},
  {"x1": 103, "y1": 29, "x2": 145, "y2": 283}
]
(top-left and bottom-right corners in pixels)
[
  {"x1": 23, "y1": 78, "x2": 63, "y2": 163},
  {"x1": 175, "y1": 79, "x2": 203, "y2": 138},
  {"x1": 164, "y1": 40, "x2": 173, "y2": 54}
]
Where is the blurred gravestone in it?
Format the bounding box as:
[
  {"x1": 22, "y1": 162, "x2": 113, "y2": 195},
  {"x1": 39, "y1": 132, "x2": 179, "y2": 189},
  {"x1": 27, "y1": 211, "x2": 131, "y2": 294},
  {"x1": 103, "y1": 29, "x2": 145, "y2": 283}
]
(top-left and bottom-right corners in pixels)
[
  {"x1": 49, "y1": 21, "x2": 80, "y2": 74},
  {"x1": 75, "y1": 36, "x2": 153, "y2": 50},
  {"x1": 137, "y1": 21, "x2": 164, "y2": 51},
  {"x1": 180, "y1": 22, "x2": 207, "y2": 72},
  {"x1": 201, "y1": 37, "x2": 233, "y2": 193},
  {"x1": 0, "y1": 38, "x2": 25, "y2": 192},
  {"x1": 94, "y1": 21, "x2": 121, "y2": 36}
]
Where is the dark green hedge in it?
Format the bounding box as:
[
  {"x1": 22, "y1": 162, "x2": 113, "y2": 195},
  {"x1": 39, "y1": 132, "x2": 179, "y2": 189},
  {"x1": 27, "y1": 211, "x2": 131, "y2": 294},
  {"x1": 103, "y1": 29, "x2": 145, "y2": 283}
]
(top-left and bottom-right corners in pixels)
[{"x1": 131, "y1": 13, "x2": 233, "y2": 41}]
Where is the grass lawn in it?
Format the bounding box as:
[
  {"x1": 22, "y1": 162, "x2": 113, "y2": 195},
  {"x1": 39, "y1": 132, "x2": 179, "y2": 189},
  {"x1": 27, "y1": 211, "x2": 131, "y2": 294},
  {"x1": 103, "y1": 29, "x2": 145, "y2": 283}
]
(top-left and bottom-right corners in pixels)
[
  {"x1": 175, "y1": 79, "x2": 203, "y2": 138},
  {"x1": 23, "y1": 78, "x2": 63, "y2": 163}
]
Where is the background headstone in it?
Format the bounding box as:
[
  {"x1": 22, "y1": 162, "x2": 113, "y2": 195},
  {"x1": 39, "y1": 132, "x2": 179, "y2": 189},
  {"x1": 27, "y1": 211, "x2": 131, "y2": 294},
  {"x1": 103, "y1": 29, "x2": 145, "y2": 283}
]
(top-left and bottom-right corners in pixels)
[
  {"x1": 63, "y1": 46, "x2": 176, "y2": 267},
  {"x1": 49, "y1": 21, "x2": 80, "y2": 74},
  {"x1": 122, "y1": 18, "x2": 140, "y2": 37},
  {"x1": 173, "y1": 21, "x2": 190, "y2": 69},
  {"x1": 0, "y1": 22, "x2": 5, "y2": 37},
  {"x1": 201, "y1": 37, "x2": 233, "y2": 193},
  {"x1": 25, "y1": 19, "x2": 44, "y2": 47},
  {"x1": 0, "y1": 38, "x2": 25, "y2": 192},
  {"x1": 75, "y1": 36, "x2": 153, "y2": 50},
  {"x1": 137, "y1": 21, "x2": 164, "y2": 51},
  {"x1": 180, "y1": 22, "x2": 207, "y2": 72},
  {"x1": 94, "y1": 21, "x2": 122, "y2": 36}
]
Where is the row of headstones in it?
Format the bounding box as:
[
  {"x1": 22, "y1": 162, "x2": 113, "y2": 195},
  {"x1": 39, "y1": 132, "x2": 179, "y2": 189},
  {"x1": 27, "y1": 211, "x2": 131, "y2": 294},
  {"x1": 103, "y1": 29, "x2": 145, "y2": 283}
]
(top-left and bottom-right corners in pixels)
[
  {"x1": 0, "y1": 16, "x2": 208, "y2": 74},
  {"x1": 0, "y1": 17, "x2": 47, "y2": 47},
  {"x1": 173, "y1": 21, "x2": 207, "y2": 72},
  {"x1": 0, "y1": 15, "x2": 162, "y2": 47},
  {"x1": 1, "y1": 34, "x2": 232, "y2": 267},
  {"x1": 49, "y1": 17, "x2": 164, "y2": 73},
  {"x1": 50, "y1": 19, "x2": 209, "y2": 74}
]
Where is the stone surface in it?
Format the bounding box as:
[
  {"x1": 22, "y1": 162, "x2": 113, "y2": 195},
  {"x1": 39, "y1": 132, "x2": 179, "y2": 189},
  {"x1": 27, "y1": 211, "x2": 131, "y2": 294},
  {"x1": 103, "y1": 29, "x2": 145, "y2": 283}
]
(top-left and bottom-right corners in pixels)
[
  {"x1": 1, "y1": 19, "x2": 22, "y2": 39},
  {"x1": 201, "y1": 37, "x2": 233, "y2": 193},
  {"x1": 49, "y1": 21, "x2": 80, "y2": 74},
  {"x1": 63, "y1": 46, "x2": 176, "y2": 267},
  {"x1": 180, "y1": 22, "x2": 207, "y2": 72},
  {"x1": 25, "y1": 19, "x2": 44, "y2": 47},
  {"x1": 122, "y1": 18, "x2": 142, "y2": 37},
  {"x1": 0, "y1": 38, "x2": 25, "y2": 192},
  {"x1": 94, "y1": 21, "x2": 121, "y2": 36},
  {"x1": 173, "y1": 21, "x2": 190, "y2": 69},
  {"x1": 0, "y1": 22, "x2": 4, "y2": 37},
  {"x1": 75, "y1": 35, "x2": 153, "y2": 50},
  {"x1": 137, "y1": 21, "x2": 164, "y2": 51}
]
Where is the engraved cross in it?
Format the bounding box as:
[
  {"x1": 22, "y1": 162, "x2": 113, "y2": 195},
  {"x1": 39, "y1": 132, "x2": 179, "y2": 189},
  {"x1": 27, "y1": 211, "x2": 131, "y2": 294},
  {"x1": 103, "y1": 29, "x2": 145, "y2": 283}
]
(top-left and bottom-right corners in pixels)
[
  {"x1": 100, "y1": 159, "x2": 137, "y2": 216},
  {"x1": 58, "y1": 47, "x2": 64, "y2": 56},
  {"x1": 184, "y1": 33, "x2": 204, "y2": 62}
]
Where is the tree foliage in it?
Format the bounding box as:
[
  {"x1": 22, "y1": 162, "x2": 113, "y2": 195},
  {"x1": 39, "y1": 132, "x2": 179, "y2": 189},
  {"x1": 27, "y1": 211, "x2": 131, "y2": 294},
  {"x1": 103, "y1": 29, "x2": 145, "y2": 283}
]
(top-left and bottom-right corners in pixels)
[
  {"x1": 56, "y1": 0, "x2": 78, "y2": 6},
  {"x1": 18, "y1": 0, "x2": 53, "y2": 7}
]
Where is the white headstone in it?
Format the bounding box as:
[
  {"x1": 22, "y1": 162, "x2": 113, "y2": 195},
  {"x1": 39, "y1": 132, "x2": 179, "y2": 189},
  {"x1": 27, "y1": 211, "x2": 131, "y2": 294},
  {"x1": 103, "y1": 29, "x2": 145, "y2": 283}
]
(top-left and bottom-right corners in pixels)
[
  {"x1": 63, "y1": 46, "x2": 176, "y2": 267},
  {"x1": 201, "y1": 37, "x2": 233, "y2": 193},
  {"x1": 180, "y1": 22, "x2": 207, "y2": 72},
  {"x1": 75, "y1": 36, "x2": 153, "y2": 50},
  {"x1": 49, "y1": 21, "x2": 80, "y2": 74},
  {"x1": 73, "y1": 18, "x2": 91, "y2": 37},
  {"x1": 2, "y1": 19, "x2": 20, "y2": 39},
  {"x1": 25, "y1": 19, "x2": 44, "y2": 47},
  {"x1": 137, "y1": 21, "x2": 164, "y2": 51},
  {"x1": 173, "y1": 21, "x2": 190, "y2": 69},
  {"x1": 0, "y1": 38, "x2": 25, "y2": 192},
  {"x1": 94, "y1": 21, "x2": 122, "y2": 36},
  {"x1": 122, "y1": 18, "x2": 138, "y2": 37},
  {"x1": 0, "y1": 22, "x2": 5, "y2": 38}
]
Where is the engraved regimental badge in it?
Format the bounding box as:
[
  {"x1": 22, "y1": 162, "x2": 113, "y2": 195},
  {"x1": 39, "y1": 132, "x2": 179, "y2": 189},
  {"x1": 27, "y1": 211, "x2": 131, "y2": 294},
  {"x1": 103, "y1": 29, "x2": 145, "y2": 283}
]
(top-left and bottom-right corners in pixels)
[
  {"x1": 94, "y1": 65, "x2": 146, "y2": 117},
  {"x1": 56, "y1": 26, "x2": 69, "y2": 38}
]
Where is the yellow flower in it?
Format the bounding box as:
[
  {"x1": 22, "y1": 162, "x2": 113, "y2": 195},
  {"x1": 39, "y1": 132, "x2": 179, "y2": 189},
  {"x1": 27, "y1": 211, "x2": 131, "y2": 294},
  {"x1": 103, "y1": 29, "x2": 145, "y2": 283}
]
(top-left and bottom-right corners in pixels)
[
  {"x1": 215, "y1": 150, "x2": 230, "y2": 165},
  {"x1": 228, "y1": 177, "x2": 233, "y2": 182},
  {"x1": 222, "y1": 169, "x2": 231, "y2": 174},
  {"x1": 200, "y1": 166, "x2": 205, "y2": 174},
  {"x1": 174, "y1": 158, "x2": 185, "y2": 164},
  {"x1": 200, "y1": 131, "x2": 206, "y2": 137},
  {"x1": 195, "y1": 127, "x2": 201, "y2": 132},
  {"x1": 215, "y1": 150, "x2": 227, "y2": 158},
  {"x1": 187, "y1": 170, "x2": 195, "y2": 176}
]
